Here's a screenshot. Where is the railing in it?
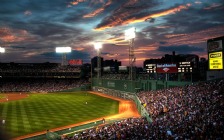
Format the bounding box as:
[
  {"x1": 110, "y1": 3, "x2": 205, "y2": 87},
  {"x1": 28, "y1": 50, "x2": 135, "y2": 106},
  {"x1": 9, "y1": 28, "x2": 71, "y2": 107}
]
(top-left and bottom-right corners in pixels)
[{"x1": 22, "y1": 120, "x2": 103, "y2": 140}]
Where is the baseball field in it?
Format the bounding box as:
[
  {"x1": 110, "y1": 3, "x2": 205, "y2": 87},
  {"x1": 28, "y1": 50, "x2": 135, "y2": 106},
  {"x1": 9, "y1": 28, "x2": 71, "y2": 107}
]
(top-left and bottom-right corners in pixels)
[{"x1": 0, "y1": 92, "x2": 119, "y2": 138}]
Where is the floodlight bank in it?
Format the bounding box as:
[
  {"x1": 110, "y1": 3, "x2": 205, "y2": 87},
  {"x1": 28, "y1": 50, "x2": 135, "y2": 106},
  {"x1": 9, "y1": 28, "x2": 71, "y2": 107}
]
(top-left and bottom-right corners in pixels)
[
  {"x1": 56, "y1": 47, "x2": 71, "y2": 53},
  {"x1": 125, "y1": 27, "x2": 136, "y2": 40},
  {"x1": 0, "y1": 47, "x2": 5, "y2": 53},
  {"x1": 94, "y1": 42, "x2": 102, "y2": 50}
]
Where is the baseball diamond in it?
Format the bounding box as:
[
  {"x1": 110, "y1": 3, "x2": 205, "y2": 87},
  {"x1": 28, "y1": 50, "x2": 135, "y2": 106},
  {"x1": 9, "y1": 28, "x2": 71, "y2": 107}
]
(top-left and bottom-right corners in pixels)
[{"x1": 0, "y1": 92, "x2": 125, "y2": 139}]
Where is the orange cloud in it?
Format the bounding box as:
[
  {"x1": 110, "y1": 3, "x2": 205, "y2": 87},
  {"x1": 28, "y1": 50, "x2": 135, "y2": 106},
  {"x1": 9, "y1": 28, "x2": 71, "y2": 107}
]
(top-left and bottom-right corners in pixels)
[
  {"x1": 165, "y1": 34, "x2": 187, "y2": 38},
  {"x1": 83, "y1": 8, "x2": 104, "y2": 18},
  {"x1": 95, "y1": 4, "x2": 191, "y2": 31},
  {"x1": 156, "y1": 26, "x2": 171, "y2": 29},
  {"x1": 105, "y1": 36, "x2": 125, "y2": 44},
  {"x1": 105, "y1": 53, "x2": 119, "y2": 58},
  {"x1": 0, "y1": 27, "x2": 35, "y2": 44},
  {"x1": 74, "y1": 47, "x2": 85, "y2": 51},
  {"x1": 163, "y1": 26, "x2": 224, "y2": 46},
  {"x1": 136, "y1": 46, "x2": 157, "y2": 52},
  {"x1": 67, "y1": 0, "x2": 86, "y2": 7},
  {"x1": 83, "y1": 0, "x2": 112, "y2": 18}
]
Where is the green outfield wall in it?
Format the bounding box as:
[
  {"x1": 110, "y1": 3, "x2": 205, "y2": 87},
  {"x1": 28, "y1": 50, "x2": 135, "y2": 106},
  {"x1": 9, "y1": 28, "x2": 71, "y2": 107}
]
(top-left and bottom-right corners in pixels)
[{"x1": 92, "y1": 78, "x2": 191, "y2": 92}]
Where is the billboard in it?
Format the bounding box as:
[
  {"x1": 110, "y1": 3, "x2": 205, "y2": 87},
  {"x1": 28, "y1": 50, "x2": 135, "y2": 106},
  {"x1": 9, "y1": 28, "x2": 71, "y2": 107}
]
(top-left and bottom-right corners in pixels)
[
  {"x1": 209, "y1": 51, "x2": 223, "y2": 70},
  {"x1": 68, "y1": 59, "x2": 83, "y2": 65},
  {"x1": 207, "y1": 40, "x2": 222, "y2": 52},
  {"x1": 119, "y1": 66, "x2": 128, "y2": 71},
  {"x1": 156, "y1": 64, "x2": 177, "y2": 73}
]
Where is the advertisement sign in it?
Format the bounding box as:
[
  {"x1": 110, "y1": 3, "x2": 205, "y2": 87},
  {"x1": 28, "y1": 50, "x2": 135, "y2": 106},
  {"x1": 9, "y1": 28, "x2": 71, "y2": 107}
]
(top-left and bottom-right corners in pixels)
[
  {"x1": 68, "y1": 59, "x2": 83, "y2": 65},
  {"x1": 156, "y1": 64, "x2": 178, "y2": 73},
  {"x1": 207, "y1": 40, "x2": 222, "y2": 52},
  {"x1": 209, "y1": 51, "x2": 223, "y2": 70}
]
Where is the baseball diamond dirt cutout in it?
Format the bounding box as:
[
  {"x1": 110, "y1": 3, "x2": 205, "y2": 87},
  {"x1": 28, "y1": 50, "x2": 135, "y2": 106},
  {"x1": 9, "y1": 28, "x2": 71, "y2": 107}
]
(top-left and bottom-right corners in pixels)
[{"x1": 0, "y1": 92, "x2": 140, "y2": 140}]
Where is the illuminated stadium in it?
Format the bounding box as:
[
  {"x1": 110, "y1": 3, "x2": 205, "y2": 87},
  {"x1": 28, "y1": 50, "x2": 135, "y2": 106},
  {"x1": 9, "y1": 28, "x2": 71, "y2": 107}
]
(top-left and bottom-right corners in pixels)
[
  {"x1": 0, "y1": 0, "x2": 224, "y2": 140},
  {"x1": 0, "y1": 36, "x2": 223, "y2": 140}
]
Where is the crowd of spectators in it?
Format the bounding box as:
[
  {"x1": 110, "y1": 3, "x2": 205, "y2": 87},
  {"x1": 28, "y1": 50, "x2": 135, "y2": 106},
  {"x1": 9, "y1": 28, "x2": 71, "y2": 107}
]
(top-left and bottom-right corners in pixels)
[
  {"x1": 0, "y1": 63, "x2": 81, "y2": 72},
  {"x1": 138, "y1": 79, "x2": 223, "y2": 139},
  {"x1": 61, "y1": 79, "x2": 223, "y2": 140},
  {"x1": 62, "y1": 117, "x2": 150, "y2": 140},
  {"x1": 0, "y1": 78, "x2": 89, "y2": 92}
]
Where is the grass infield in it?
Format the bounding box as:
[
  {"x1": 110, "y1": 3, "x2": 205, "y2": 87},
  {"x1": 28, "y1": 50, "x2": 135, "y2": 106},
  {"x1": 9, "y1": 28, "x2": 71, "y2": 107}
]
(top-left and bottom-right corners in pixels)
[{"x1": 0, "y1": 92, "x2": 119, "y2": 138}]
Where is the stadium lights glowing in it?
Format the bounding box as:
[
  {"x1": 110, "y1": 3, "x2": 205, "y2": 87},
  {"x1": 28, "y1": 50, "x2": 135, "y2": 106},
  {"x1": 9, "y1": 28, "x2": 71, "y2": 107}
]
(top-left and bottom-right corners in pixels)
[
  {"x1": 94, "y1": 42, "x2": 102, "y2": 50},
  {"x1": 125, "y1": 27, "x2": 136, "y2": 40},
  {"x1": 55, "y1": 47, "x2": 71, "y2": 53},
  {"x1": 0, "y1": 47, "x2": 5, "y2": 53},
  {"x1": 93, "y1": 42, "x2": 103, "y2": 79}
]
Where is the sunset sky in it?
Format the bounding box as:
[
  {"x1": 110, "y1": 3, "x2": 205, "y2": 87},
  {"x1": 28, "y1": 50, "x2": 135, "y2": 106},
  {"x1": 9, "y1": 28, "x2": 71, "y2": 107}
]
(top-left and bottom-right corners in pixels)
[{"x1": 0, "y1": 0, "x2": 224, "y2": 67}]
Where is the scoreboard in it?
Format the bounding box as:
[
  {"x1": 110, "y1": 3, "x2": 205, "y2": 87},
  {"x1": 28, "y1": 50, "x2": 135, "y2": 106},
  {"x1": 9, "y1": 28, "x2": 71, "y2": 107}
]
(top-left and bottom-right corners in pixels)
[{"x1": 178, "y1": 62, "x2": 193, "y2": 73}]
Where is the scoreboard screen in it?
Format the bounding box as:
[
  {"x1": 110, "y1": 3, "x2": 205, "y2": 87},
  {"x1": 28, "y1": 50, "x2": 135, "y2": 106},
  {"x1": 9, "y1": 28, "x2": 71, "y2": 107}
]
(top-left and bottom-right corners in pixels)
[{"x1": 209, "y1": 51, "x2": 223, "y2": 70}]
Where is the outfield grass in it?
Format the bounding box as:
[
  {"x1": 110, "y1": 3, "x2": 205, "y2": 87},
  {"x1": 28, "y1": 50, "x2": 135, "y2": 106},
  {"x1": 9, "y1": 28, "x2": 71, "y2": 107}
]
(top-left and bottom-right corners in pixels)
[
  {"x1": 0, "y1": 94, "x2": 5, "y2": 99},
  {"x1": 0, "y1": 92, "x2": 119, "y2": 138}
]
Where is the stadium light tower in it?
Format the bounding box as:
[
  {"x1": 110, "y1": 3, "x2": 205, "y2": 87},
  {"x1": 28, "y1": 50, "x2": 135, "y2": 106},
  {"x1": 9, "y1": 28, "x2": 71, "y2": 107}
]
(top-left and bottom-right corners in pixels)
[
  {"x1": 0, "y1": 47, "x2": 5, "y2": 63},
  {"x1": 0, "y1": 47, "x2": 5, "y2": 53},
  {"x1": 125, "y1": 27, "x2": 136, "y2": 81},
  {"x1": 94, "y1": 42, "x2": 102, "y2": 79},
  {"x1": 55, "y1": 47, "x2": 71, "y2": 66}
]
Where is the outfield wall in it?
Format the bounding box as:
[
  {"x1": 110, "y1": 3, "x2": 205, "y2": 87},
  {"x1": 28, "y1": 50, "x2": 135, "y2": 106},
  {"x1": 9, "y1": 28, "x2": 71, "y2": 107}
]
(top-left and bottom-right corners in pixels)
[{"x1": 92, "y1": 78, "x2": 191, "y2": 92}]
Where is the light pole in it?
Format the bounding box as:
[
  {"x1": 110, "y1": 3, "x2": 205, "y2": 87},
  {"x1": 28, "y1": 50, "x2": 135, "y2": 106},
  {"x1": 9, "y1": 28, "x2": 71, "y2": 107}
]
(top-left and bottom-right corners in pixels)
[
  {"x1": 55, "y1": 47, "x2": 71, "y2": 66},
  {"x1": 125, "y1": 27, "x2": 136, "y2": 81},
  {"x1": 94, "y1": 42, "x2": 102, "y2": 79},
  {"x1": 0, "y1": 47, "x2": 5, "y2": 63}
]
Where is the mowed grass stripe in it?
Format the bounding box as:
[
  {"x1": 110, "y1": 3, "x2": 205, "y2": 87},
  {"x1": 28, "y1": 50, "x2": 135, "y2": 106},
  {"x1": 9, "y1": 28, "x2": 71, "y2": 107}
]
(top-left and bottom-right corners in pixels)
[
  {"x1": 0, "y1": 92, "x2": 119, "y2": 138},
  {"x1": 10, "y1": 102, "x2": 18, "y2": 133},
  {"x1": 20, "y1": 101, "x2": 32, "y2": 133}
]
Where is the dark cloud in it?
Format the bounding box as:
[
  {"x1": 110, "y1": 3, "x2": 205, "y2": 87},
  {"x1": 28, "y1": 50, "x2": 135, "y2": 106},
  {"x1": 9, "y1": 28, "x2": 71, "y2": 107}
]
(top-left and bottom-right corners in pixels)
[
  {"x1": 95, "y1": 0, "x2": 158, "y2": 30},
  {"x1": 0, "y1": 0, "x2": 223, "y2": 66},
  {"x1": 163, "y1": 4, "x2": 224, "y2": 34},
  {"x1": 41, "y1": 50, "x2": 91, "y2": 63},
  {"x1": 27, "y1": 22, "x2": 82, "y2": 38},
  {"x1": 159, "y1": 41, "x2": 167, "y2": 45},
  {"x1": 157, "y1": 45, "x2": 204, "y2": 53},
  {"x1": 145, "y1": 18, "x2": 156, "y2": 23},
  {"x1": 10, "y1": 46, "x2": 26, "y2": 49}
]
